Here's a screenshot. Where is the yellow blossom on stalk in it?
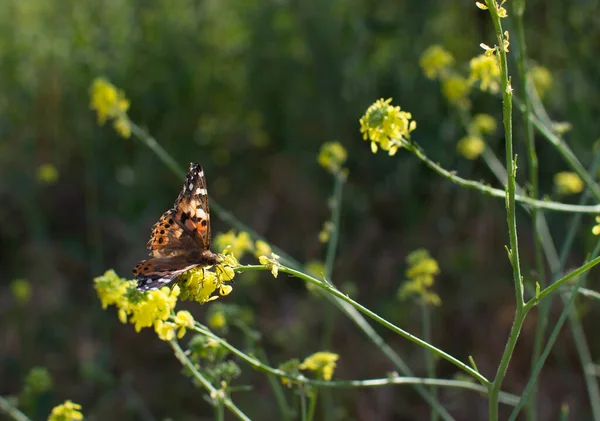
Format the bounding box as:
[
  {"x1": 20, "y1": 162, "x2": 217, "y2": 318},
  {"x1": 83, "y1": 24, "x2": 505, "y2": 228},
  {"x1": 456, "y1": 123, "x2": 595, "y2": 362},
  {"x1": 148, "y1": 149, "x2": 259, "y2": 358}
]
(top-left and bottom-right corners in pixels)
[
  {"x1": 471, "y1": 114, "x2": 497, "y2": 135},
  {"x1": 319, "y1": 221, "x2": 334, "y2": 243},
  {"x1": 48, "y1": 400, "x2": 83, "y2": 421},
  {"x1": 398, "y1": 249, "x2": 441, "y2": 306},
  {"x1": 179, "y1": 252, "x2": 237, "y2": 304},
  {"x1": 592, "y1": 217, "x2": 600, "y2": 236},
  {"x1": 214, "y1": 230, "x2": 253, "y2": 260},
  {"x1": 419, "y1": 45, "x2": 454, "y2": 80},
  {"x1": 318, "y1": 141, "x2": 347, "y2": 174},
  {"x1": 128, "y1": 286, "x2": 180, "y2": 332},
  {"x1": 359, "y1": 98, "x2": 416, "y2": 156},
  {"x1": 554, "y1": 172, "x2": 584, "y2": 195},
  {"x1": 457, "y1": 135, "x2": 485, "y2": 160},
  {"x1": 476, "y1": 0, "x2": 507, "y2": 18},
  {"x1": 299, "y1": 352, "x2": 340, "y2": 381},
  {"x1": 37, "y1": 164, "x2": 59, "y2": 185},
  {"x1": 442, "y1": 75, "x2": 471, "y2": 106},
  {"x1": 89, "y1": 78, "x2": 131, "y2": 139},
  {"x1": 259, "y1": 253, "x2": 281, "y2": 278},
  {"x1": 469, "y1": 54, "x2": 501, "y2": 93},
  {"x1": 11, "y1": 278, "x2": 31, "y2": 304},
  {"x1": 254, "y1": 240, "x2": 272, "y2": 259},
  {"x1": 208, "y1": 310, "x2": 227, "y2": 329},
  {"x1": 530, "y1": 65, "x2": 553, "y2": 99}
]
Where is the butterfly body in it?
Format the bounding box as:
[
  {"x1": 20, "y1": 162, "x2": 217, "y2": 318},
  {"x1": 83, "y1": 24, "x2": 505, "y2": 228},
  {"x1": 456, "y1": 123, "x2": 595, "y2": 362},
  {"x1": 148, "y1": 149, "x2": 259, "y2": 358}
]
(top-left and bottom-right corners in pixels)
[{"x1": 134, "y1": 163, "x2": 218, "y2": 291}]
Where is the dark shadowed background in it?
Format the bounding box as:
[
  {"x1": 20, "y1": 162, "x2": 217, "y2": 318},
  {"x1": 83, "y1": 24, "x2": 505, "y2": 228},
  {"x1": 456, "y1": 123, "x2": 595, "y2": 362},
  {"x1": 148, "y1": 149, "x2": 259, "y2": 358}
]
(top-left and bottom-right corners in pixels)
[{"x1": 2, "y1": 0, "x2": 600, "y2": 420}]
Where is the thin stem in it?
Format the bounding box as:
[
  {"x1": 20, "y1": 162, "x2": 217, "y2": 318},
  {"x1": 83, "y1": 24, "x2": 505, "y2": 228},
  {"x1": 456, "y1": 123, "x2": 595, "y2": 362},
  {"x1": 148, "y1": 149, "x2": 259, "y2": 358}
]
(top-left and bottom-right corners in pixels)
[
  {"x1": 404, "y1": 141, "x2": 600, "y2": 214},
  {"x1": 508, "y1": 239, "x2": 600, "y2": 420},
  {"x1": 237, "y1": 265, "x2": 488, "y2": 385},
  {"x1": 307, "y1": 390, "x2": 318, "y2": 421},
  {"x1": 168, "y1": 340, "x2": 251, "y2": 421},
  {"x1": 526, "y1": 256, "x2": 600, "y2": 309},
  {"x1": 422, "y1": 303, "x2": 438, "y2": 421},
  {"x1": 0, "y1": 397, "x2": 31, "y2": 421}
]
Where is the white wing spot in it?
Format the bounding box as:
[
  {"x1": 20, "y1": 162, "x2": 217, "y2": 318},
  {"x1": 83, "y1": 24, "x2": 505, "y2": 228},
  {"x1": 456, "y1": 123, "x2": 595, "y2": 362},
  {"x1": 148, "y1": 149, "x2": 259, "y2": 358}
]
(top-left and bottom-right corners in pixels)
[
  {"x1": 196, "y1": 208, "x2": 207, "y2": 219},
  {"x1": 196, "y1": 188, "x2": 207, "y2": 195},
  {"x1": 188, "y1": 183, "x2": 193, "y2": 190}
]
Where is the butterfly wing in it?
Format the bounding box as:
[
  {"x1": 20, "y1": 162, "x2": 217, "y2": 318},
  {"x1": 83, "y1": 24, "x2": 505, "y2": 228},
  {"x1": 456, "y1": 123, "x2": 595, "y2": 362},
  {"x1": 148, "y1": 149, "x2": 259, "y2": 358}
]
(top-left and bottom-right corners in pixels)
[
  {"x1": 134, "y1": 255, "x2": 199, "y2": 291},
  {"x1": 173, "y1": 162, "x2": 212, "y2": 250},
  {"x1": 146, "y1": 163, "x2": 211, "y2": 257},
  {"x1": 135, "y1": 162, "x2": 213, "y2": 291}
]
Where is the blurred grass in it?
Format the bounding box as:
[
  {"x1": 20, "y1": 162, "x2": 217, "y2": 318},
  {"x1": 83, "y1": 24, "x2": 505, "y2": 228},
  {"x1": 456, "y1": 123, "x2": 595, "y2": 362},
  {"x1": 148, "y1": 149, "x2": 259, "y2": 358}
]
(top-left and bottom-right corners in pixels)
[{"x1": 2, "y1": 0, "x2": 600, "y2": 419}]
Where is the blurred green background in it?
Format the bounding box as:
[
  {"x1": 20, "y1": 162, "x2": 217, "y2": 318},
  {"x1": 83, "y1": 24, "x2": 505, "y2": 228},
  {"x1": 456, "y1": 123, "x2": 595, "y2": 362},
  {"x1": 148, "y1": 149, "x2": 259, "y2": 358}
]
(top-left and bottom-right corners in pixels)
[{"x1": 2, "y1": 0, "x2": 600, "y2": 419}]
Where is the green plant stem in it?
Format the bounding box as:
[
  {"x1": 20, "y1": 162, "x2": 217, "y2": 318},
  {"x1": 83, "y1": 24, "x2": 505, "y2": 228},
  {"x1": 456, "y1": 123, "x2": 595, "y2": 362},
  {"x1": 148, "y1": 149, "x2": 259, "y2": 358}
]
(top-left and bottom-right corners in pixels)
[
  {"x1": 0, "y1": 397, "x2": 31, "y2": 421},
  {"x1": 307, "y1": 390, "x2": 318, "y2": 421},
  {"x1": 422, "y1": 303, "x2": 438, "y2": 421},
  {"x1": 403, "y1": 141, "x2": 600, "y2": 214},
  {"x1": 188, "y1": 322, "x2": 523, "y2": 403},
  {"x1": 128, "y1": 118, "x2": 454, "y2": 420},
  {"x1": 168, "y1": 340, "x2": 251, "y2": 421},
  {"x1": 238, "y1": 265, "x2": 488, "y2": 385},
  {"x1": 575, "y1": 287, "x2": 600, "y2": 300},
  {"x1": 320, "y1": 172, "x2": 345, "y2": 421},
  {"x1": 216, "y1": 401, "x2": 224, "y2": 421},
  {"x1": 483, "y1": 0, "x2": 524, "y2": 417},
  {"x1": 513, "y1": 1, "x2": 545, "y2": 418},
  {"x1": 508, "y1": 239, "x2": 600, "y2": 420}
]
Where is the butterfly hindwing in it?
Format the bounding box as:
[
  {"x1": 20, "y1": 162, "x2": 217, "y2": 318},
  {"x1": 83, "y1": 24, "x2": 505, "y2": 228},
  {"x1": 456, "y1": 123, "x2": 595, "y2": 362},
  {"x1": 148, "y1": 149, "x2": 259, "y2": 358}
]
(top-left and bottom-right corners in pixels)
[{"x1": 134, "y1": 256, "x2": 199, "y2": 291}]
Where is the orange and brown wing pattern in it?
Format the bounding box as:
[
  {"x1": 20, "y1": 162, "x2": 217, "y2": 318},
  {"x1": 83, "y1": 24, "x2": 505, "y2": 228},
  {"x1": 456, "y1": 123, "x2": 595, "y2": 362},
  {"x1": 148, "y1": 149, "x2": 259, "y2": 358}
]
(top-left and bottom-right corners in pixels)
[
  {"x1": 146, "y1": 209, "x2": 199, "y2": 258},
  {"x1": 173, "y1": 162, "x2": 212, "y2": 250}
]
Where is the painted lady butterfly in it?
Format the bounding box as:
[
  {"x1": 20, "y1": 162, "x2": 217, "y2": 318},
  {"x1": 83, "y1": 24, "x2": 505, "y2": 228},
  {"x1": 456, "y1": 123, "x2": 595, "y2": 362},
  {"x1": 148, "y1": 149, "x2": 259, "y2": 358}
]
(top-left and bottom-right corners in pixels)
[{"x1": 133, "y1": 162, "x2": 219, "y2": 291}]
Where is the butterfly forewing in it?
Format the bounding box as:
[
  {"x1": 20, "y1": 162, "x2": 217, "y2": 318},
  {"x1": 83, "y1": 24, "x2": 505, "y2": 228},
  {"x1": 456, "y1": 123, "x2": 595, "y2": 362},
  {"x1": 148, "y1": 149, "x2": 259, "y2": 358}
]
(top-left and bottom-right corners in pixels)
[{"x1": 134, "y1": 162, "x2": 217, "y2": 291}]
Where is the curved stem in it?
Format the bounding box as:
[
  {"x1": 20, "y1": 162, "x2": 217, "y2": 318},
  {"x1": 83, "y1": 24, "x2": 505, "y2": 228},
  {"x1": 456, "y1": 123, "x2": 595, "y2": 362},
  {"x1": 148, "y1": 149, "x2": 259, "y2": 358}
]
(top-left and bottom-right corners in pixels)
[
  {"x1": 168, "y1": 340, "x2": 251, "y2": 421},
  {"x1": 404, "y1": 141, "x2": 600, "y2": 214},
  {"x1": 237, "y1": 265, "x2": 488, "y2": 385},
  {"x1": 0, "y1": 397, "x2": 31, "y2": 421}
]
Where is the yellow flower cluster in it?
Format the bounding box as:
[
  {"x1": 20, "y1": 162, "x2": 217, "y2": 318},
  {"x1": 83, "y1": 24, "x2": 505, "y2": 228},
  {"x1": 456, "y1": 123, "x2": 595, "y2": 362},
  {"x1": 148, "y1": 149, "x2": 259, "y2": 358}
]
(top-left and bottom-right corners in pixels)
[
  {"x1": 398, "y1": 249, "x2": 441, "y2": 306},
  {"x1": 317, "y1": 141, "x2": 348, "y2": 175},
  {"x1": 554, "y1": 172, "x2": 584, "y2": 196},
  {"x1": 442, "y1": 75, "x2": 471, "y2": 106},
  {"x1": 10, "y1": 278, "x2": 31, "y2": 304},
  {"x1": 37, "y1": 164, "x2": 59, "y2": 185},
  {"x1": 530, "y1": 65, "x2": 553, "y2": 99},
  {"x1": 258, "y1": 253, "x2": 281, "y2": 278},
  {"x1": 299, "y1": 351, "x2": 340, "y2": 381},
  {"x1": 214, "y1": 230, "x2": 275, "y2": 263},
  {"x1": 472, "y1": 113, "x2": 497, "y2": 135},
  {"x1": 469, "y1": 54, "x2": 501, "y2": 94},
  {"x1": 592, "y1": 217, "x2": 600, "y2": 236},
  {"x1": 48, "y1": 400, "x2": 83, "y2": 421},
  {"x1": 457, "y1": 135, "x2": 485, "y2": 160},
  {"x1": 89, "y1": 78, "x2": 131, "y2": 138},
  {"x1": 359, "y1": 98, "x2": 417, "y2": 155},
  {"x1": 419, "y1": 45, "x2": 454, "y2": 80},
  {"x1": 476, "y1": 0, "x2": 508, "y2": 18}
]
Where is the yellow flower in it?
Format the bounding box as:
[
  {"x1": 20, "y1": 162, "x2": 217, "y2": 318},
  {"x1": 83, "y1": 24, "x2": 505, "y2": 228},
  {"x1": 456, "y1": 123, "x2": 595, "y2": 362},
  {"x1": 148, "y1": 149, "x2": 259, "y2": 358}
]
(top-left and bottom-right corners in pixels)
[
  {"x1": 359, "y1": 98, "x2": 416, "y2": 156},
  {"x1": 420, "y1": 45, "x2": 454, "y2": 80},
  {"x1": 593, "y1": 216, "x2": 600, "y2": 236},
  {"x1": 129, "y1": 286, "x2": 180, "y2": 332},
  {"x1": 318, "y1": 141, "x2": 348, "y2": 175},
  {"x1": 398, "y1": 249, "x2": 441, "y2": 306},
  {"x1": 37, "y1": 164, "x2": 59, "y2": 185},
  {"x1": 254, "y1": 240, "x2": 272, "y2": 259},
  {"x1": 554, "y1": 172, "x2": 584, "y2": 195},
  {"x1": 10, "y1": 278, "x2": 31, "y2": 304},
  {"x1": 258, "y1": 253, "x2": 281, "y2": 278},
  {"x1": 214, "y1": 230, "x2": 253, "y2": 260},
  {"x1": 305, "y1": 260, "x2": 325, "y2": 279},
  {"x1": 471, "y1": 114, "x2": 497, "y2": 135},
  {"x1": 457, "y1": 135, "x2": 485, "y2": 160},
  {"x1": 94, "y1": 270, "x2": 131, "y2": 310},
  {"x1": 469, "y1": 54, "x2": 501, "y2": 93},
  {"x1": 208, "y1": 310, "x2": 227, "y2": 329},
  {"x1": 113, "y1": 117, "x2": 131, "y2": 139},
  {"x1": 48, "y1": 400, "x2": 83, "y2": 421},
  {"x1": 442, "y1": 75, "x2": 471, "y2": 106},
  {"x1": 299, "y1": 352, "x2": 340, "y2": 381},
  {"x1": 179, "y1": 251, "x2": 237, "y2": 304},
  {"x1": 90, "y1": 78, "x2": 130, "y2": 124},
  {"x1": 154, "y1": 320, "x2": 176, "y2": 341},
  {"x1": 319, "y1": 221, "x2": 334, "y2": 243},
  {"x1": 530, "y1": 65, "x2": 553, "y2": 99},
  {"x1": 174, "y1": 310, "x2": 195, "y2": 338}
]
